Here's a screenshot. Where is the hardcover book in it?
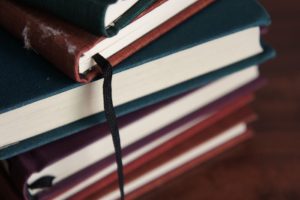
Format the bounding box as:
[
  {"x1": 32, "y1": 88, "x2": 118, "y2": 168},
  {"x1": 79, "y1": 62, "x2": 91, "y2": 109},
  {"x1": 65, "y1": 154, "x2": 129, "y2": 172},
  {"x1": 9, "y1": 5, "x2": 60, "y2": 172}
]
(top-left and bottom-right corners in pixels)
[
  {"x1": 0, "y1": 0, "x2": 275, "y2": 159},
  {"x1": 68, "y1": 106, "x2": 255, "y2": 200},
  {"x1": 0, "y1": 0, "x2": 213, "y2": 82},
  {"x1": 5, "y1": 77, "x2": 262, "y2": 199},
  {"x1": 16, "y1": 0, "x2": 160, "y2": 35}
]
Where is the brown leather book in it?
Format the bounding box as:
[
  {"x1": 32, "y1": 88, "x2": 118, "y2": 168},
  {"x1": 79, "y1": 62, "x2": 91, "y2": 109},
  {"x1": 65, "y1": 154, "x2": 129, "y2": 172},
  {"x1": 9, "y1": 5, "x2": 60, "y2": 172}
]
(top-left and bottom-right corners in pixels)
[{"x1": 0, "y1": 0, "x2": 213, "y2": 83}]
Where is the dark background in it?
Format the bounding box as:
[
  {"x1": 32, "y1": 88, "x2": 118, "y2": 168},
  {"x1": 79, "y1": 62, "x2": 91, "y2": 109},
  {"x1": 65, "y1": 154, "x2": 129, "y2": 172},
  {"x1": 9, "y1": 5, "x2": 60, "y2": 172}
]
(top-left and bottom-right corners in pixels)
[{"x1": 142, "y1": 1, "x2": 300, "y2": 199}]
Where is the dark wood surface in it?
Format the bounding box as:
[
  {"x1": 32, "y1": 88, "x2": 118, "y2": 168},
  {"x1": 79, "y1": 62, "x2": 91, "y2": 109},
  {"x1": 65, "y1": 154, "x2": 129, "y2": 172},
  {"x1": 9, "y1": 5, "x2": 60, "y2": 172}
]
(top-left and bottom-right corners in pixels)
[{"x1": 141, "y1": 1, "x2": 300, "y2": 199}]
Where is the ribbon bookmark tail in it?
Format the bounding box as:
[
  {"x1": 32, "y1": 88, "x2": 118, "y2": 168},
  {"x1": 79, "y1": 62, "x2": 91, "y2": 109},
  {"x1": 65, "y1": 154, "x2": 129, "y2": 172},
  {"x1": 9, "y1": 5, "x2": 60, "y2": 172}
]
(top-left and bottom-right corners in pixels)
[{"x1": 93, "y1": 54, "x2": 125, "y2": 200}]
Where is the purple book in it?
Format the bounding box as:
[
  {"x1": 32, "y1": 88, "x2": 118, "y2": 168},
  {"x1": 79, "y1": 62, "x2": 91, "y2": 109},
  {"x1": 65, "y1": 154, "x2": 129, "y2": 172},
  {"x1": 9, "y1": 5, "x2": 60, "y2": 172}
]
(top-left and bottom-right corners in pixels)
[
  {"x1": 0, "y1": 166, "x2": 21, "y2": 200},
  {"x1": 5, "y1": 78, "x2": 264, "y2": 200}
]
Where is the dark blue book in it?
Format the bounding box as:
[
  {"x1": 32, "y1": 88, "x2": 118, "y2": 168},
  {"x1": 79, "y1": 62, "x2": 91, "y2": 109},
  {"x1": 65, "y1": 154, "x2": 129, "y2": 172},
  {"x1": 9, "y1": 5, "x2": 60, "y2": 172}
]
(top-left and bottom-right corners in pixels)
[{"x1": 0, "y1": 0, "x2": 275, "y2": 159}]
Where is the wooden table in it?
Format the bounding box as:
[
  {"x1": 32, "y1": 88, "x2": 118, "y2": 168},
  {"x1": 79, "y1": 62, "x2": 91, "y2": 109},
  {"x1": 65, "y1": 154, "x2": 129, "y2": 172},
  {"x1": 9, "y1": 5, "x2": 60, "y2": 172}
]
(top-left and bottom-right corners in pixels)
[{"x1": 142, "y1": 1, "x2": 300, "y2": 199}]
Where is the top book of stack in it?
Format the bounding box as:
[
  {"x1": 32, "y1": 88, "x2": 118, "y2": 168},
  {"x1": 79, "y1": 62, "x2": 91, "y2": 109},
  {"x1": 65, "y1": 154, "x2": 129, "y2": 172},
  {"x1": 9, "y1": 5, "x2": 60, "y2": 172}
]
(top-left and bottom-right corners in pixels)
[{"x1": 0, "y1": 0, "x2": 214, "y2": 82}]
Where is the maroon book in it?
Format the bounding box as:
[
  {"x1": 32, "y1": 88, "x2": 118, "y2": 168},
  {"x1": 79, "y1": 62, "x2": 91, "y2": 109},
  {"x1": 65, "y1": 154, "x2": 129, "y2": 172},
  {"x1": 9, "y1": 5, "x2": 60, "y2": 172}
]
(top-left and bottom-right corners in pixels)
[
  {"x1": 5, "y1": 79, "x2": 263, "y2": 200},
  {"x1": 0, "y1": 0, "x2": 213, "y2": 83},
  {"x1": 0, "y1": 166, "x2": 22, "y2": 200},
  {"x1": 38, "y1": 95, "x2": 254, "y2": 200},
  {"x1": 69, "y1": 106, "x2": 255, "y2": 200},
  {"x1": 128, "y1": 130, "x2": 253, "y2": 200}
]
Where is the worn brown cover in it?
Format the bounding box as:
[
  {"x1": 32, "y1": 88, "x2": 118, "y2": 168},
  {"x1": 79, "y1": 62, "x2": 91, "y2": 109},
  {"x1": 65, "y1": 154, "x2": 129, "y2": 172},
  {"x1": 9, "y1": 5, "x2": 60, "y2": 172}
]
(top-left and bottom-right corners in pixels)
[
  {"x1": 0, "y1": 0, "x2": 214, "y2": 83},
  {"x1": 68, "y1": 98, "x2": 255, "y2": 199}
]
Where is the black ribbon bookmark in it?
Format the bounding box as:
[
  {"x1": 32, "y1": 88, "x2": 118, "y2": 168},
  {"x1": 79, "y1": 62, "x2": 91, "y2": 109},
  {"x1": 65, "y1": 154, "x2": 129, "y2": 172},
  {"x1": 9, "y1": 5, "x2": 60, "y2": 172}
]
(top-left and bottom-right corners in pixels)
[
  {"x1": 93, "y1": 54, "x2": 125, "y2": 200},
  {"x1": 27, "y1": 175, "x2": 55, "y2": 190},
  {"x1": 26, "y1": 176, "x2": 55, "y2": 200}
]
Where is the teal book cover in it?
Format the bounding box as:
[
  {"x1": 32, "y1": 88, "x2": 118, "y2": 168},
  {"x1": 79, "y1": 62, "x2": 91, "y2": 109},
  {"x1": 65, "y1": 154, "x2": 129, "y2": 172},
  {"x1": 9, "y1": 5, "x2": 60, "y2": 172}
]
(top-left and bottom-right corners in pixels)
[
  {"x1": 16, "y1": 0, "x2": 157, "y2": 36},
  {"x1": 0, "y1": 0, "x2": 275, "y2": 159}
]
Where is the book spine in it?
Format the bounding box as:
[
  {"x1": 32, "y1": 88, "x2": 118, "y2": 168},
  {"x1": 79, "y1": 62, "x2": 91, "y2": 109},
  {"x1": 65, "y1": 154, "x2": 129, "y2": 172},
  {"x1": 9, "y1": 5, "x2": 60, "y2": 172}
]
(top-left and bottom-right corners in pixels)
[
  {"x1": 13, "y1": 0, "x2": 110, "y2": 35},
  {"x1": 0, "y1": 0, "x2": 91, "y2": 82},
  {"x1": 6, "y1": 153, "x2": 42, "y2": 200},
  {"x1": 0, "y1": 166, "x2": 23, "y2": 200}
]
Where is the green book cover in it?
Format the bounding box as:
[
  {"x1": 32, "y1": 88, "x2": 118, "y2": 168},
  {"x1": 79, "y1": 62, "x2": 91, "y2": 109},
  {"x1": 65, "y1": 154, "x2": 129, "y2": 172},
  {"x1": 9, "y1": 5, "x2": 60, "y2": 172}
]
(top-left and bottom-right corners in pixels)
[
  {"x1": 16, "y1": 0, "x2": 156, "y2": 36},
  {"x1": 0, "y1": 0, "x2": 275, "y2": 159}
]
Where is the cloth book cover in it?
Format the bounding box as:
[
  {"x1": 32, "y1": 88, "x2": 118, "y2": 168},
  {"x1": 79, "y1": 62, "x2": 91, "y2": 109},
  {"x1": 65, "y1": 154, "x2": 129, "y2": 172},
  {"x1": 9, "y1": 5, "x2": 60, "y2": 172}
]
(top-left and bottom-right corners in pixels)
[
  {"x1": 0, "y1": 131, "x2": 252, "y2": 200},
  {"x1": 5, "y1": 78, "x2": 262, "y2": 199},
  {"x1": 16, "y1": 0, "x2": 159, "y2": 35},
  {"x1": 44, "y1": 94, "x2": 255, "y2": 200},
  {"x1": 68, "y1": 105, "x2": 255, "y2": 200},
  {"x1": 0, "y1": 166, "x2": 22, "y2": 200},
  {"x1": 0, "y1": 0, "x2": 213, "y2": 82},
  {"x1": 6, "y1": 92, "x2": 254, "y2": 200},
  {"x1": 0, "y1": 0, "x2": 275, "y2": 160}
]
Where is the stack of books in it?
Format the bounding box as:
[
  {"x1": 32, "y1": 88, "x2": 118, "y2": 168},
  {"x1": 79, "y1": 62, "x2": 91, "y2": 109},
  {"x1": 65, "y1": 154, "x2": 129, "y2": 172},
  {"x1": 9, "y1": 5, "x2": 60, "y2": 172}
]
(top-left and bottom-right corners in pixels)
[{"x1": 0, "y1": 0, "x2": 275, "y2": 199}]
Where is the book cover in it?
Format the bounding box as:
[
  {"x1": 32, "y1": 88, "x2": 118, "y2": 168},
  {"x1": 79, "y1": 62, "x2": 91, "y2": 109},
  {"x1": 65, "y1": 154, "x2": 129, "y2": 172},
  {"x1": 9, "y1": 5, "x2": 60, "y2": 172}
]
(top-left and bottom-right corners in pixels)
[
  {"x1": 0, "y1": 0, "x2": 275, "y2": 159},
  {"x1": 68, "y1": 106, "x2": 255, "y2": 200},
  {"x1": 16, "y1": 0, "x2": 159, "y2": 36},
  {"x1": 0, "y1": 0, "x2": 270, "y2": 146},
  {"x1": 0, "y1": 0, "x2": 213, "y2": 82},
  {"x1": 0, "y1": 166, "x2": 21, "y2": 200},
  {"x1": 0, "y1": 45, "x2": 274, "y2": 160},
  {"x1": 6, "y1": 79, "x2": 262, "y2": 199}
]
